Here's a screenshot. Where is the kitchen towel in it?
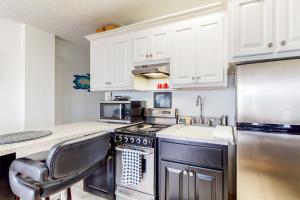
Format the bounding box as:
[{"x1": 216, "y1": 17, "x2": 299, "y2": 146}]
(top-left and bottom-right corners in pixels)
[{"x1": 122, "y1": 148, "x2": 143, "y2": 186}]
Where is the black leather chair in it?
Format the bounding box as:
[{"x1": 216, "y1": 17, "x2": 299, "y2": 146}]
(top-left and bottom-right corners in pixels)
[{"x1": 9, "y1": 132, "x2": 111, "y2": 200}]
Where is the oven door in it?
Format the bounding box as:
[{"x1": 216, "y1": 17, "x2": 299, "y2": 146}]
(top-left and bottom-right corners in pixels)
[{"x1": 115, "y1": 145, "x2": 155, "y2": 196}]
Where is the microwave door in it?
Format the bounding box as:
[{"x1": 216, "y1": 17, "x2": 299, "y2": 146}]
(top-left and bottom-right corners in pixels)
[{"x1": 100, "y1": 103, "x2": 123, "y2": 120}]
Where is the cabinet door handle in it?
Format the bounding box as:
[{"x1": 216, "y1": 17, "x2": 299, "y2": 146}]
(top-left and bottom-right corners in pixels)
[
  {"x1": 196, "y1": 76, "x2": 201, "y2": 80},
  {"x1": 149, "y1": 53, "x2": 153, "y2": 57},
  {"x1": 146, "y1": 54, "x2": 149, "y2": 58},
  {"x1": 189, "y1": 171, "x2": 194, "y2": 177},
  {"x1": 183, "y1": 170, "x2": 188, "y2": 175},
  {"x1": 192, "y1": 77, "x2": 195, "y2": 80},
  {"x1": 268, "y1": 42, "x2": 273, "y2": 48},
  {"x1": 281, "y1": 40, "x2": 287, "y2": 46}
]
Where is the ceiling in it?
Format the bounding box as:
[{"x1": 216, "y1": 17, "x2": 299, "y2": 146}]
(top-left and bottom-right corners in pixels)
[{"x1": 0, "y1": 0, "x2": 220, "y2": 47}]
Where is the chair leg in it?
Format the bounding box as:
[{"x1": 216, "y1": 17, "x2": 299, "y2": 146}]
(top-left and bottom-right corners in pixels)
[{"x1": 67, "y1": 187, "x2": 72, "y2": 200}]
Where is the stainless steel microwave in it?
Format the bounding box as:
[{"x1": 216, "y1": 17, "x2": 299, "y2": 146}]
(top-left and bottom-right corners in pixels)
[{"x1": 99, "y1": 101, "x2": 146, "y2": 123}]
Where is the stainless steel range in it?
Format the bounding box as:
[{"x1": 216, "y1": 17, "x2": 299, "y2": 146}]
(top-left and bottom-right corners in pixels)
[{"x1": 114, "y1": 108, "x2": 177, "y2": 200}]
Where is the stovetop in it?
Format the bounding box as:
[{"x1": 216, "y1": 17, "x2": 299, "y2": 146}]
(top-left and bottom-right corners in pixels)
[
  {"x1": 114, "y1": 123, "x2": 170, "y2": 147},
  {"x1": 114, "y1": 108, "x2": 177, "y2": 147},
  {"x1": 116, "y1": 123, "x2": 170, "y2": 135}
]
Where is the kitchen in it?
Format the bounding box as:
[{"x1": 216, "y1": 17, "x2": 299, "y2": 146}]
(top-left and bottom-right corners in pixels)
[{"x1": 0, "y1": 0, "x2": 300, "y2": 200}]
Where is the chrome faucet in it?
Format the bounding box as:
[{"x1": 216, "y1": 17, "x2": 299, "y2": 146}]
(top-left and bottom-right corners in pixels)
[{"x1": 196, "y1": 95, "x2": 204, "y2": 124}]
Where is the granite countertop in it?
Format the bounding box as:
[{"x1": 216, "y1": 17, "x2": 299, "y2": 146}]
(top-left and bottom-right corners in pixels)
[
  {"x1": 157, "y1": 124, "x2": 234, "y2": 146},
  {"x1": 0, "y1": 121, "x2": 130, "y2": 157}
]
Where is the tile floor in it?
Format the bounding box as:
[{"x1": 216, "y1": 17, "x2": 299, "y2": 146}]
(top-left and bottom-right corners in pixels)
[
  {"x1": 1, "y1": 180, "x2": 105, "y2": 200},
  {"x1": 68, "y1": 181, "x2": 106, "y2": 200}
]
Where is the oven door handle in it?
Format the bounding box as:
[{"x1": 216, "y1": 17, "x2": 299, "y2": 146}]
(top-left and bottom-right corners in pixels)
[
  {"x1": 115, "y1": 146, "x2": 153, "y2": 156},
  {"x1": 119, "y1": 104, "x2": 123, "y2": 120},
  {"x1": 115, "y1": 190, "x2": 139, "y2": 200},
  {"x1": 115, "y1": 189, "x2": 154, "y2": 200}
]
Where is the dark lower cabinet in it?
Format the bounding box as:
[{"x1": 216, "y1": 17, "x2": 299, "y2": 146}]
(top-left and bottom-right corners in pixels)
[
  {"x1": 84, "y1": 151, "x2": 115, "y2": 200},
  {"x1": 158, "y1": 138, "x2": 230, "y2": 200},
  {"x1": 189, "y1": 166, "x2": 223, "y2": 200},
  {"x1": 160, "y1": 161, "x2": 222, "y2": 200},
  {"x1": 160, "y1": 161, "x2": 189, "y2": 200}
]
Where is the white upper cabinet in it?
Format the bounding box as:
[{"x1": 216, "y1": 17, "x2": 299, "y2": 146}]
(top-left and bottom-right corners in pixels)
[
  {"x1": 110, "y1": 35, "x2": 132, "y2": 88},
  {"x1": 231, "y1": 0, "x2": 300, "y2": 61},
  {"x1": 277, "y1": 0, "x2": 300, "y2": 52},
  {"x1": 90, "y1": 42, "x2": 110, "y2": 90},
  {"x1": 232, "y1": 0, "x2": 274, "y2": 57},
  {"x1": 171, "y1": 14, "x2": 226, "y2": 88},
  {"x1": 196, "y1": 15, "x2": 224, "y2": 83},
  {"x1": 132, "y1": 28, "x2": 170, "y2": 63},
  {"x1": 132, "y1": 32, "x2": 150, "y2": 63},
  {"x1": 171, "y1": 20, "x2": 197, "y2": 86},
  {"x1": 150, "y1": 27, "x2": 170, "y2": 61},
  {"x1": 90, "y1": 35, "x2": 132, "y2": 91}
]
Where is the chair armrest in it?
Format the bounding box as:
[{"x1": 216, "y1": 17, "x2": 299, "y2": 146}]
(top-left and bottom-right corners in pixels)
[
  {"x1": 10, "y1": 158, "x2": 49, "y2": 182},
  {"x1": 9, "y1": 158, "x2": 49, "y2": 200}
]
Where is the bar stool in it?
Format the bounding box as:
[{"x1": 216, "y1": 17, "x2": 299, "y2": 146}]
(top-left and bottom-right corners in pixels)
[{"x1": 9, "y1": 132, "x2": 111, "y2": 200}]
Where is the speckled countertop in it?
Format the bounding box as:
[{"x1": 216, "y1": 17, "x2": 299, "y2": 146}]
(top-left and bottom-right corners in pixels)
[{"x1": 0, "y1": 121, "x2": 130, "y2": 158}]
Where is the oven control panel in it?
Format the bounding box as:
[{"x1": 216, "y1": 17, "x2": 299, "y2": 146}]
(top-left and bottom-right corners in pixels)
[{"x1": 114, "y1": 134, "x2": 153, "y2": 147}]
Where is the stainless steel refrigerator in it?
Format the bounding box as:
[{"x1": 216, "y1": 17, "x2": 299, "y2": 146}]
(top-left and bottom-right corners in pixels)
[{"x1": 236, "y1": 59, "x2": 300, "y2": 200}]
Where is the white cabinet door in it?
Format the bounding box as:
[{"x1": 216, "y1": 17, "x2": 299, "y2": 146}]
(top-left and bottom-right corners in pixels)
[
  {"x1": 278, "y1": 0, "x2": 300, "y2": 52},
  {"x1": 132, "y1": 32, "x2": 150, "y2": 63},
  {"x1": 110, "y1": 36, "x2": 132, "y2": 88},
  {"x1": 233, "y1": 0, "x2": 274, "y2": 57},
  {"x1": 150, "y1": 27, "x2": 170, "y2": 60},
  {"x1": 171, "y1": 21, "x2": 197, "y2": 85},
  {"x1": 196, "y1": 15, "x2": 224, "y2": 83},
  {"x1": 90, "y1": 42, "x2": 110, "y2": 90}
]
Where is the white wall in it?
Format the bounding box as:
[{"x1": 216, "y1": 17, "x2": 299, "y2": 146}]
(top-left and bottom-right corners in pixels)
[
  {"x1": 24, "y1": 25, "x2": 55, "y2": 130},
  {"x1": 55, "y1": 38, "x2": 103, "y2": 125},
  {"x1": 0, "y1": 18, "x2": 55, "y2": 133},
  {"x1": 113, "y1": 75, "x2": 236, "y2": 125},
  {"x1": 0, "y1": 18, "x2": 24, "y2": 133}
]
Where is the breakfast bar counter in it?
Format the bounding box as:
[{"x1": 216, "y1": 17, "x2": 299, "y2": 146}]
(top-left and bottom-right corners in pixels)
[{"x1": 0, "y1": 121, "x2": 130, "y2": 158}]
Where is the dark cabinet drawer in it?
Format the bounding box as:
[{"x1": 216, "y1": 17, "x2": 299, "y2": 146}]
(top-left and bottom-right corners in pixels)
[{"x1": 160, "y1": 141, "x2": 223, "y2": 169}]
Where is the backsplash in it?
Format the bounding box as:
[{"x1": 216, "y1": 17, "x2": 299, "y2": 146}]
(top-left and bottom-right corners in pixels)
[{"x1": 112, "y1": 75, "x2": 235, "y2": 125}]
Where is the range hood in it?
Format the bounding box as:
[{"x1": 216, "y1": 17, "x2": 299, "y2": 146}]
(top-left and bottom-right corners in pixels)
[{"x1": 132, "y1": 63, "x2": 170, "y2": 79}]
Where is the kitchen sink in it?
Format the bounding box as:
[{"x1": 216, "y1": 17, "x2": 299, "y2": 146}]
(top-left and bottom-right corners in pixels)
[{"x1": 172, "y1": 125, "x2": 215, "y2": 139}]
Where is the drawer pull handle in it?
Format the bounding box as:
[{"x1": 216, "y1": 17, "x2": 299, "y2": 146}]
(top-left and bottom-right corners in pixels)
[{"x1": 183, "y1": 170, "x2": 188, "y2": 175}]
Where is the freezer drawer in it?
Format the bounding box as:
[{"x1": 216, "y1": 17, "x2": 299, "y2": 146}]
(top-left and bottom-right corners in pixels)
[{"x1": 237, "y1": 130, "x2": 300, "y2": 200}]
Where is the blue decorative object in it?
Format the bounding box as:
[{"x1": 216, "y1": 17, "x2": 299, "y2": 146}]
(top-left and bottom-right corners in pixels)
[{"x1": 73, "y1": 73, "x2": 90, "y2": 92}]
